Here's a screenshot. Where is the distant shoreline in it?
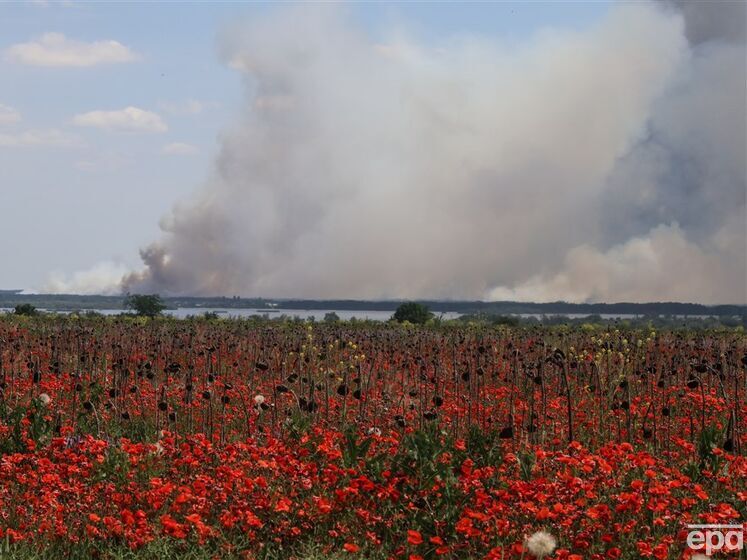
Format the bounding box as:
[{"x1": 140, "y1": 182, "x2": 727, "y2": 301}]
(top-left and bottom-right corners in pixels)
[{"x1": 0, "y1": 293, "x2": 744, "y2": 317}]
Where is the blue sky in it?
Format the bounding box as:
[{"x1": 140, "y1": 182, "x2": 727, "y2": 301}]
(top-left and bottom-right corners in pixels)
[{"x1": 1, "y1": 1, "x2": 613, "y2": 291}]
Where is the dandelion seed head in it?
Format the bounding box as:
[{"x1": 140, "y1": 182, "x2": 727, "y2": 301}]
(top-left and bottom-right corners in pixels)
[{"x1": 525, "y1": 531, "x2": 557, "y2": 559}]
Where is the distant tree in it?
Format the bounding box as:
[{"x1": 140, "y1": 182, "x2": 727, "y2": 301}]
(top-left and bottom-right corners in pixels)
[
  {"x1": 14, "y1": 303, "x2": 37, "y2": 316},
  {"x1": 323, "y1": 311, "x2": 340, "y2": 323},
  {"x1": 392, "y1": 302, "x2": 433, "y2": 324},
  {"x1": 124, "y1": 294, "x2": 166, "y2": 318}
]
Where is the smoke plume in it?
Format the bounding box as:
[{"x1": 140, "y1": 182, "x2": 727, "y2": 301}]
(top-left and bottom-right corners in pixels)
[{"x1": 120, "y1": 2, "x2": 745, "y2": 303}]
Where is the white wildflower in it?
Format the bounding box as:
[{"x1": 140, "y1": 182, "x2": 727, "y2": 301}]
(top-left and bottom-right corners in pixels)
[
  {"x1": 525, "y1": 531, "x2": 557, "y2": 559},
  {"x1": 38, "y1": 393, "x2": 51, "y2": 406},
  {"x1": 366, "y1": 427, "x2": 382, "y2": 437},
  {"x1": 254, "y1": 394, "x2": 265, "y2": 406}
]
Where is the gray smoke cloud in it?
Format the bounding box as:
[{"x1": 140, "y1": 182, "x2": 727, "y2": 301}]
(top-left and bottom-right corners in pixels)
[
  {"x1": 664, "y1": 0, "x2": 745, "y2": 45},
  {"x1": 119, "y1": 2, "x2": 746, "y2": 303}
]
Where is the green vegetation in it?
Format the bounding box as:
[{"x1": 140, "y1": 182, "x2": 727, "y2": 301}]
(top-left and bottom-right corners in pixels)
[
  {"x1": 124, "y1": 294, "x2": 167, "y2": 318},
  {"x1": 0, "y1": 539, "x2": 364, "y2": 560},
  {"x1": 323, "y1": 311, "x2": 340, "y2": 323},
  {"x1": 13, "y1": 303, "x2": 38, "y2": 316},
  {"x1": 392, "y1": 301, "x2": 433, "y2": 324}
]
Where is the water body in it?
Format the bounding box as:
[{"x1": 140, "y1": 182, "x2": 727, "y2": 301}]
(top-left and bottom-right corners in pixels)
[
  {"x1": 1, "y1": 307, "x2": 717, "y2": 321},
  {"x1": 1, "y1": 307, "x2": 456, "y2": 321},
  {"x1": 161, "y1": 308, "x2": 465, "y2": 321}
]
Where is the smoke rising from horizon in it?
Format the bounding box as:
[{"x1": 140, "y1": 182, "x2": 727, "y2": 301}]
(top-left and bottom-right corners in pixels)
[{"x1": 55, "y1": 2, "x2": 746, "y2": 303}]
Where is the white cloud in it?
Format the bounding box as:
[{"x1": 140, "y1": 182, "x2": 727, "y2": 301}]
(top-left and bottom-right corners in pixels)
[
  {"x1": 5, "y1": 32, "x2": 136, "y2": 67},
  {"x1": 0, "y1": 128, "x2": 81, "y2": 148},
  {"x1": 162, "y1": 142, "x2": 199, "y2": 155},
  {"x1": 30, "y1": 0, "x2": 76, "y2": 7},
  {"x1": 73, "y1": 106, "x2": 167, "y2": 133},
  {"x1": 0, "y1": 104, "x2": 21, "y2": 125},
  {"x1": 160, "y1": 99, "x2": 206, "y2": 115}
]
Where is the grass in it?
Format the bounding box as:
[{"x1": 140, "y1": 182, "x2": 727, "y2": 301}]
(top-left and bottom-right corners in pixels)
[{"x1": 0, "y1": 539, "x2": 379, "y2": 560}]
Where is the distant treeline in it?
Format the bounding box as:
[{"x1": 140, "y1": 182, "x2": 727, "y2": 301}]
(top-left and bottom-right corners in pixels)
[
  {"x1": 457, "y1": 312, "x2": 746, "y2": 329},
  {"x1": 0, "y1": 293, "x2": 744, "y2": 317}
]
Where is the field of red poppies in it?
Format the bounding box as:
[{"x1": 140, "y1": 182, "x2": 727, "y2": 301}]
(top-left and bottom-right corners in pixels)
[{"x1": 0, "y1": 315, "x2": 744, "y2": 559}]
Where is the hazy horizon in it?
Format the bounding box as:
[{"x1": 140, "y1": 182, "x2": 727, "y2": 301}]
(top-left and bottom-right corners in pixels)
[{"x1": 0, "y1": 287, "x2": 747, "y2": 307}]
